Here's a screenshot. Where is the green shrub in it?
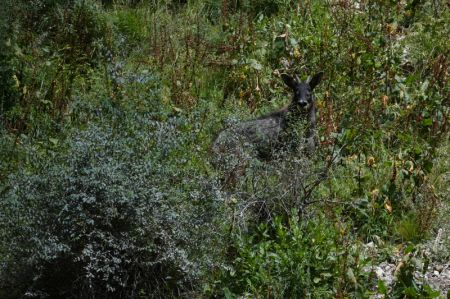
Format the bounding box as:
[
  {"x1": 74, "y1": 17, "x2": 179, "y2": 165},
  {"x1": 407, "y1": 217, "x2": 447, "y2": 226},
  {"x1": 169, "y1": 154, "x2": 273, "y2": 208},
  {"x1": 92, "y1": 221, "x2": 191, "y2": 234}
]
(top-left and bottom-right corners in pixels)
[
  {"x1": 0, "y1": 109, "x2": 217, "y2": 298},
  {"x1": 113, "y1": 9, "x2": 147, "y2": 46},
  {"x1": 209, "y1": 213, "x2": 372, "y2": 298},
  {"x1": 0, "y1": 0, "x2": 109, "y2": 132},
  {"x1": 0, "y1": 2, "x2": 22, "y2": 125},
  {"x1": 389, "y1": 246, "x2": 441, "y2": 299}
]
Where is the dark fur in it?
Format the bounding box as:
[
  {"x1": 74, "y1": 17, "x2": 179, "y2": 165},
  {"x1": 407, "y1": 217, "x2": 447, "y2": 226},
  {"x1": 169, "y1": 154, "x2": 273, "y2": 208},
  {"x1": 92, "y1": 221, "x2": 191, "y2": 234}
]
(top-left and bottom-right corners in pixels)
[{"x1": 212, "y1": 72, "x2": 323, "y2": 185}]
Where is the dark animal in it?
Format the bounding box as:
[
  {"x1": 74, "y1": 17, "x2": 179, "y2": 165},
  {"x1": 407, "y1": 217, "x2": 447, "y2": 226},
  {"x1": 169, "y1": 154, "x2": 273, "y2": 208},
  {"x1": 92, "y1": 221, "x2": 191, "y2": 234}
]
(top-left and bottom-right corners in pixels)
[{"x1": 212, "y1": 72, "x2": 324, "y2": 186}]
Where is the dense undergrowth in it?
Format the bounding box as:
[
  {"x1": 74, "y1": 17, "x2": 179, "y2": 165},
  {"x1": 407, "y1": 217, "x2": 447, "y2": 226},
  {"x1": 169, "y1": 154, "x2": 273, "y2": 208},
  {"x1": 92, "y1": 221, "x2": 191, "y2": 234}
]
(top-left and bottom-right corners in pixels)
[{"x1": 0, "y1": 0, "x2": 448, "y2": 298}]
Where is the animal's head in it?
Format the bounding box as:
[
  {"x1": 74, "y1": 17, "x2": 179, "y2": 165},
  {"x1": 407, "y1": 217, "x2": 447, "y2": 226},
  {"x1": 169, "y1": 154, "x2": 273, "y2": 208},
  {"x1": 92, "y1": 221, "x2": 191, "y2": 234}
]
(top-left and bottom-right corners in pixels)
[{"x1": 282, "y1": 72, "x2": 324, "y2": 112}]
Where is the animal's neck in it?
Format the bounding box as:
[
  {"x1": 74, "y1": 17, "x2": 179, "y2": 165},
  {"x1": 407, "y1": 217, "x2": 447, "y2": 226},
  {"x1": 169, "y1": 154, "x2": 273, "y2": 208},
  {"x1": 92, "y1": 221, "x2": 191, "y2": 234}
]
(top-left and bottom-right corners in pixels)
[{"x1": 306, "y1": 104, "x2": 316, "y2": 138}]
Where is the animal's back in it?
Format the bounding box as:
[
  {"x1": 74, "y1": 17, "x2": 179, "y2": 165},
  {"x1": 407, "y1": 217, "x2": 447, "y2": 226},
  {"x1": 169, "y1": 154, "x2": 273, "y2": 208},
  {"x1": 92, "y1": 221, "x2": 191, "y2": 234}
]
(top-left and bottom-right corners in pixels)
[{"x1": 212, "y1": 113, "x2": 285, "y2": 162}]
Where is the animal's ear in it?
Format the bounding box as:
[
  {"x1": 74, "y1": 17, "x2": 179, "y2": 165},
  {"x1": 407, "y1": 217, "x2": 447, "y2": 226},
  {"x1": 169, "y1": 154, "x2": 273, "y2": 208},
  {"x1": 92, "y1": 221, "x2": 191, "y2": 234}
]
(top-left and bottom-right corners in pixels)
[
  {"x1": 308, "y1": 72, "x2": 324, "y2": 90},
  {"x1": 281, "y1": 74, "x2": 297, "y2": 90}
]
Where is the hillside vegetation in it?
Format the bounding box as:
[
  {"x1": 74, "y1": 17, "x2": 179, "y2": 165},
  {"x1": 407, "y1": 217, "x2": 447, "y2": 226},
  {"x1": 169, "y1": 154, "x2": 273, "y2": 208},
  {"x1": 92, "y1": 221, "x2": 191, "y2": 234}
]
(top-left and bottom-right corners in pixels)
[{"x1": 0, "y1": 0, "x2": 449, "y2": 298}]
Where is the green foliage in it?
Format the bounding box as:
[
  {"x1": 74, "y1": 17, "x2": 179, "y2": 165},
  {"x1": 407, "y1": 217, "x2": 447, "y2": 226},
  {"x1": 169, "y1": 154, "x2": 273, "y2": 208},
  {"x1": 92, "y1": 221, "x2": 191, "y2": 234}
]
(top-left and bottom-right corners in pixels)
[
  {"x1": 390, "y1": 247, "x2": 441, "y2": 299},
  {"x1": 0, "y1": 111, "x2": 217, "y2": 297},
  {"x1": 113, "y1": 8, "x2": 147, "y2": 46},
  {"x1": 0, "y1": 2, "x2": 21, "y2": 120},
  {"x1": 0, "y1": 0, "x2": 448, "y2": 297},
  {"x1": 395, "y1": 213, "x2": 425, "y2": 243},
  {"x1": 0, "y1": 0, "x2": 109, "y2": 132},
  {"x1": 209, "y1": 213, "x2": 377, "y2": 298}
]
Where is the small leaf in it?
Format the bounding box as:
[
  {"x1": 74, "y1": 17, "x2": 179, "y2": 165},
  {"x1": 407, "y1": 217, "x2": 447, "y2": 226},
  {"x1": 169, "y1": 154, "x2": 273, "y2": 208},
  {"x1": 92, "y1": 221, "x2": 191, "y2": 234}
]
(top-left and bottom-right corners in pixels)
[
  {"x1": 248, "y1": 59, "x2": 262, "y2": 71},
  {"x1": 423, "y1": 160, "x2": 433, "y2": 173},
  {"x1": 223, "y1": 287, "x2": 235, "y2": 299},
  {"x1": 384, "y1": 198, "x2": 392, "y2": 213},
  {"x1": 289, "y1": 37, "x2": 298, "y2": 46},
  {"x1": 377, "y1": 279, "x2": 387, "y2": 294},
  {"x1": 404, "y1": 244, "x2": 415, "y2": 254},
  {"x1": 367, "y1": 156, "x2": 375, "y2": 167},
  {"x1": 422, "y1": 285, "x2": 440, "y2": 297},
  {"x1": 347, "y1": 268, "x2": 357, "y2": 285},
  {"x1": 421, "y1": 118, "x2": 432, "y2": 126},
  {"x1": 12, "y1": 74, "x2": 20, "y2": 88},
  {"x1": 172, "y1": 106, "x2": 182, "y2": 113},
  {"x1": 49, "y1": 138, "x2": 59, "y2": 145},
  {"x1": 420, "y1": 80, "x2": 429, "y2": 92}
]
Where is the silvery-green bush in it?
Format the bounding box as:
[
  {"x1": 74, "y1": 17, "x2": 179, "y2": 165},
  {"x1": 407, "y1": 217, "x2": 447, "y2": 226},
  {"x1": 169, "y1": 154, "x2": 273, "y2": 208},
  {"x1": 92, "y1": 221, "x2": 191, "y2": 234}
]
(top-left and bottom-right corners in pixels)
[{"x1": 0, "y1": 110, "x2": 217, "y2": 298}]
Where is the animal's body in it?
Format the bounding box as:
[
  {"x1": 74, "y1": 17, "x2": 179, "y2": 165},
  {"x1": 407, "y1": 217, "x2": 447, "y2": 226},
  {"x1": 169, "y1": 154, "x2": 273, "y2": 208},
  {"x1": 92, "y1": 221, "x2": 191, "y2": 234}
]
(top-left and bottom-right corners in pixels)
[{"x1": 212, "y1": 72, "x2": 324, "y2": 186}]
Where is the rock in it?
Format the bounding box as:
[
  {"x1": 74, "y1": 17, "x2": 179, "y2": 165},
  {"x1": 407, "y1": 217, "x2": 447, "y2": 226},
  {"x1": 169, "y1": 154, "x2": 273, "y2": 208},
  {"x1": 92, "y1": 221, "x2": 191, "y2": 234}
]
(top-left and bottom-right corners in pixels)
[
  {"x1": 434, "y1": 264, "x2": 443, "y2": 272},
  {"x1": 375, "y1": 267, "x2": 384, "y2": 278}
]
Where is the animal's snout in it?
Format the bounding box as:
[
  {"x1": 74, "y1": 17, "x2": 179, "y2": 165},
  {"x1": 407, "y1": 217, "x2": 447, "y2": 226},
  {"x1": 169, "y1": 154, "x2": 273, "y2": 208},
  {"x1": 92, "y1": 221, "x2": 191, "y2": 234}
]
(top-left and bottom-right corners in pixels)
[{"x1": 299, "y1": 101, "x2": 308, "y2": 108}]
